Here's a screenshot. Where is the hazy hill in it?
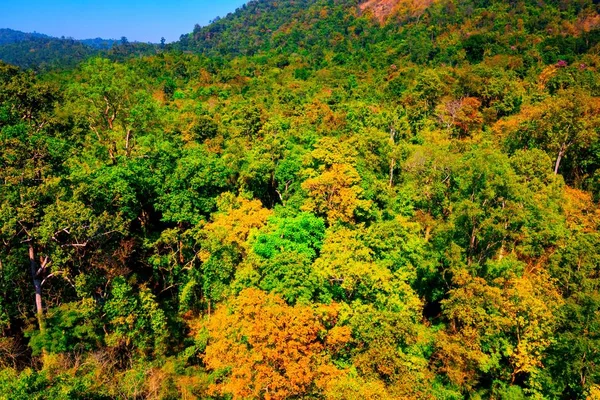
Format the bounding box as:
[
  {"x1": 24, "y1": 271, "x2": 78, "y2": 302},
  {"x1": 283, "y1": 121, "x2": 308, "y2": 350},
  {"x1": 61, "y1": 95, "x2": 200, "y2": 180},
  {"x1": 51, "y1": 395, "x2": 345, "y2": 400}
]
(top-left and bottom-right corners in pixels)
[
  {"x1": 0, "y1": 28, "x2": 155, "y2": 70},
  {"x1": 0, "y1": 35, "x2": 94, "y2": 70},
  {"x1": 0, "y1": 28, "x2": 51, "y2": 44},
  {"x1": 79, "y1": 37, "x2": 120, "y2": 49}
]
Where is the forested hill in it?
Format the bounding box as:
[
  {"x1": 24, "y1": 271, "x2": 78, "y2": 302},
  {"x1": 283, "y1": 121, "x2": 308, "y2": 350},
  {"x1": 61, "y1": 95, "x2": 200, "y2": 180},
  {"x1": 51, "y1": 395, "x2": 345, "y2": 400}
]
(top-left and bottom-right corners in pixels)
[
  {"x1": 1, "y1": 0, "x2": 600, "y2": 399},
  {"x1": 0, "y1": 29, "x2": 52, "y2": 45},
  {"x1": 0, "y1": 29, "x2": 156, "y2": 70},
  {"x1": 176, "y1": 0, "x2": 600, "y2": 65}
]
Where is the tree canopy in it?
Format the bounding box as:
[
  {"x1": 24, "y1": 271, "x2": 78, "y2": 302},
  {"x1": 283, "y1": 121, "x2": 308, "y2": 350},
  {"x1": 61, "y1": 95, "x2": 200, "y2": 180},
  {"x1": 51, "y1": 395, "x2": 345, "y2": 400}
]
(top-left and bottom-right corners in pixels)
[{"x1": 1, "y1": 0, "x2": 600, "y2": 398}]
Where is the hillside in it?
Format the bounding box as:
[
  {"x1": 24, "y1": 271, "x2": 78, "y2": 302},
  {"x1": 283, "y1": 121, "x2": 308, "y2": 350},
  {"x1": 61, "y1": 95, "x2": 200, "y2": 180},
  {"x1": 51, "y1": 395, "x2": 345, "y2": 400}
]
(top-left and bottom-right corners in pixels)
[
  {"x1": 1, "y1": 0, "x2": 600, "y2": 399},
  {"x1": 177, "y1": 0, "x2": 600, "y2": 67}
]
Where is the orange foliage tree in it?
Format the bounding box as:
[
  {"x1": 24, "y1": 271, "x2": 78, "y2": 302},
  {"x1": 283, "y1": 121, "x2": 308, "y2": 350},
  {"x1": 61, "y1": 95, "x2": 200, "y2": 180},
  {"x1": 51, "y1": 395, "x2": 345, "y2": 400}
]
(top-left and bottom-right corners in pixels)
[
  {"x1": 203, "y1": 288, "x2": 351, "y2": 399},
  {"x1": 437, "y1": 97, "x2": 483, "y2": 137}
]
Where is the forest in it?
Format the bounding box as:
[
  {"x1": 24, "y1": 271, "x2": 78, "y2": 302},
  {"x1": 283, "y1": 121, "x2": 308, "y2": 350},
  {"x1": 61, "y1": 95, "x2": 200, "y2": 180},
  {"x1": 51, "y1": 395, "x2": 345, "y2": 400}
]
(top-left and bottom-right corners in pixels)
[{"x1": 1, "y1": 0, "x2": 600, "y2": 398}]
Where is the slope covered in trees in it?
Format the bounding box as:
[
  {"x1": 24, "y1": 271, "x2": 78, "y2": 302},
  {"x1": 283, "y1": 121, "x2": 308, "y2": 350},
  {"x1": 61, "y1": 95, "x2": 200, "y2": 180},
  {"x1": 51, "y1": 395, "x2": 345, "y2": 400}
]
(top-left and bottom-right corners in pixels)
[{"x1": 1, "y1": 0, "x2": 600, "y2": 398}]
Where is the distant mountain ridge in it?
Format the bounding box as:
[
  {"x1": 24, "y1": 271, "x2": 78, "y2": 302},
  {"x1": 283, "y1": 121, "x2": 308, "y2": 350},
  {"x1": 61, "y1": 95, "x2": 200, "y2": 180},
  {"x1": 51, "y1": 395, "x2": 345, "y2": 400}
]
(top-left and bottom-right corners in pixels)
[
  {"x1": 0, "y1": 28, "x2": 119, "y2": 48},
  {"x1": 0, "y1": 28, "x2": 156, "y2": 70},
  {"x1": 79, "y1": 37, "x2": 120, "y2": 50},
  {"x1": 0, "y1": 28, "x2": 51, "y2": 45}
]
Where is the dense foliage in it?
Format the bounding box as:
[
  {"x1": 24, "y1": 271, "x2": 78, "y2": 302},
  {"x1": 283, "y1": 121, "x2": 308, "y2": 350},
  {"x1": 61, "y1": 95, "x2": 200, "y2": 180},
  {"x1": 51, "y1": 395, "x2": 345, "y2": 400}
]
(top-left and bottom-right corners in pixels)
[{"x1": 1, "y1": 0, "x2": 600, "y2": 398}]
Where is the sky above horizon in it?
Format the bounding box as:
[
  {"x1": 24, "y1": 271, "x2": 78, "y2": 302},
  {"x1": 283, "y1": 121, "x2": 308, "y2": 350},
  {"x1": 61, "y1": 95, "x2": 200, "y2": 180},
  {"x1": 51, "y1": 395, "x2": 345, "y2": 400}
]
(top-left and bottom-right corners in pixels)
[{"x1": 0, "y1": 0, "x2": 248, "y2": 43}]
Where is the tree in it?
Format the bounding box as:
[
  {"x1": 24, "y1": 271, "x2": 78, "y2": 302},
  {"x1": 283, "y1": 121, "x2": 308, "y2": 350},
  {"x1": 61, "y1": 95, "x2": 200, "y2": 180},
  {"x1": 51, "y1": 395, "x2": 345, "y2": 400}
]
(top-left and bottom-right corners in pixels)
[
  {"x1": 302, "y1": 164, "x2": 372, "y2": 224},
  {"x1": 202, "y1": 288, "x2": 350, "y2": 399},
  {"x1": 496, "y1": 89, "x2": 600, "y2": 177},
  {"x1": 68, "y1": 58, "x2": 160, "y2": 162},
  {"x1": 436, "y1": 97, "x2": 483, "y2": 137},
  {"x1": 197, "y1": 194, "x2": 272, "y2": 305},
  {"x1": 0, "y1": 68, "x2": 62, "y2": 332},
  {"x1": 437, "y1": 269, "x2": 562, "y2": 392},
  {"x1": 246, "y1": 212, "x2": 327, "y2": 303}
]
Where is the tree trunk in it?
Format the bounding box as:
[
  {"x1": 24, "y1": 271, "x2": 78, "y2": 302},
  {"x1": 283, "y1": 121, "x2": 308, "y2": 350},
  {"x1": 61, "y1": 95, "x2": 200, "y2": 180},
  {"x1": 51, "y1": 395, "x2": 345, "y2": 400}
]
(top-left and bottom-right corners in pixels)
[
  {"x1": 28, "y1": 243, "x2": 44, "y2": 332},
  {"x1": 554, "y1": 143, "x2": 567, "y2": 175},
  {"x1": 125, "y1": 128, "x2": 132, "y2": 157},
  {"x1": 389, "y1": 127, "x2": 396, "y2": 188}
]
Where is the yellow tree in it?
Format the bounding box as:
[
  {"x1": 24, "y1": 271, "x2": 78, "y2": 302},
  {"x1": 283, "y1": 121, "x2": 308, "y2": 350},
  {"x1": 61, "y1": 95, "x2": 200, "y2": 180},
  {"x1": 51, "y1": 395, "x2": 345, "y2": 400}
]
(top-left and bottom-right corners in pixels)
[
  {"x1": 301, "y1": 164, "x2": 371, "y2": 224},
  {"x1": 197, "y1": 194, "x2": 272, "y2": 305},
  {"x1": 436, "y1": 269, "x2": 562, "y2": 390},
  {"x1": 300, "y1": 137, "x2": 372, "y2": 224},
  {"x1": 313, "y1": 226, "x2": 391, "y2": 301},
  {"x1": 199, "y1": 193, "x2": 273, "y2": 259},
  {"x1": 589, "y1": 386, "x2": 600, "y2": 400}
]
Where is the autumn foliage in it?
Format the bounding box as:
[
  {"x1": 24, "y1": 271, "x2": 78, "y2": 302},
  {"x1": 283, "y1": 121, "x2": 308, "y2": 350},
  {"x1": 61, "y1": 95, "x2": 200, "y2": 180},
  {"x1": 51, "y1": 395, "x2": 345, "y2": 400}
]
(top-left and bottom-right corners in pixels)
[
  {"x1": 1, "y1": 0, "x2": 600, "y2": 398},
  {"x1": 203, "y1": 288, "x2": 350, "y2": 399}
]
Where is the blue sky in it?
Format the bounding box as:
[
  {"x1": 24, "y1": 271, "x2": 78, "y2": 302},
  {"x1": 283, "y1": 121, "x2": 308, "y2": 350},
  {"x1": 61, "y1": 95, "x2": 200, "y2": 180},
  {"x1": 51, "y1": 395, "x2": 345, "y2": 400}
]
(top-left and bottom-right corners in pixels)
[{"x1": 0, "y1": 0, "x2": 248, "y2": 43}]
